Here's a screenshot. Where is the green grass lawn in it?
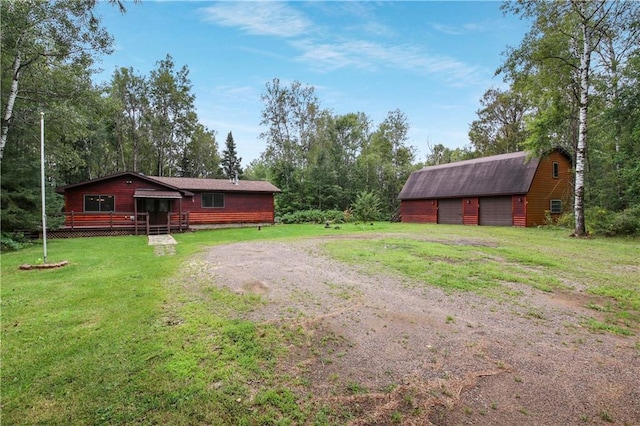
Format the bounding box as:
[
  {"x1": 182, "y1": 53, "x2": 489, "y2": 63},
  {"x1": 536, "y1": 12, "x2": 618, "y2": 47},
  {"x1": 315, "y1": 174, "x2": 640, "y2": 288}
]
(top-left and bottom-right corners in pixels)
[{"x1": 2, "y1": 223, "x2": 639, "y2": 424}]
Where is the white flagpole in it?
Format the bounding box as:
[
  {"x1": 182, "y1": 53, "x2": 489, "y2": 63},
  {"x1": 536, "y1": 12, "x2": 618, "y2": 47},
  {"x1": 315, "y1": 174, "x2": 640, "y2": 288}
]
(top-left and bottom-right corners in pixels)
[{"x1": 40, "y1": 111, "x2": 48, "y2": 263}]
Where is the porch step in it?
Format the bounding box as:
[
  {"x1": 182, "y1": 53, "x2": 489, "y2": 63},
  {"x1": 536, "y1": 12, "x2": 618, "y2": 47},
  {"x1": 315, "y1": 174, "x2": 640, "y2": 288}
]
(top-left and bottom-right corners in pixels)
[
  {"x1": 148, "y1": 235, "x2": 177, "y2": 245},
  {"x1": 148, "y1": 225, "x2": 169, "y2": 235}
]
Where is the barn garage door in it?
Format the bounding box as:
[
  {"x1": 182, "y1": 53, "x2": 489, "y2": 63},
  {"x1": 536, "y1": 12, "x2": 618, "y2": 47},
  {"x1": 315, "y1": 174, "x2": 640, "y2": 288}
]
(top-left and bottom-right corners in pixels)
[
  {"x1": 479, "y1": 196, "x2": 512, "y2": 226},
  {"x1": 438, "y1": 199, "x2": 463, "y2": 224}
]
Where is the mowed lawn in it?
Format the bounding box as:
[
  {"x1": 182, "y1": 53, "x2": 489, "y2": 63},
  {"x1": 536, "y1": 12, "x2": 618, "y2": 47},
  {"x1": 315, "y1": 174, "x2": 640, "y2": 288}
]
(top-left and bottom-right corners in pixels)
[{"x1": 2, "y1": 223, "x2": 639, "y2": 424}]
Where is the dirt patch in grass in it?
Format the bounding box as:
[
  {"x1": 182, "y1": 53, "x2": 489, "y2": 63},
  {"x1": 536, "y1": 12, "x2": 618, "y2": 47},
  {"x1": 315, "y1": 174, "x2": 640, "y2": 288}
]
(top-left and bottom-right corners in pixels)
[{"x1": 193, "y1": 237, "x2": 640, "y2": 425}]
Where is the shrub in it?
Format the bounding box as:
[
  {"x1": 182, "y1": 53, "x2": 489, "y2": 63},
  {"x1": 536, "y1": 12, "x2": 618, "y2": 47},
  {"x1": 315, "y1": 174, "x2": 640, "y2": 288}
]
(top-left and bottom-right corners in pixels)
[
  {"x1": 351, "y1": 191, "x2": 382, "y2": 222},
  {"x1": 586, "y1": 207, "x2": 613, "y2": 235},
  {"x1": 324, "y1": 209, "x2": 347, "y2": 223},
  {"x1": 609, "y1": 206, "x2": 640, "y2": 236},
  {"x1": 586, "y1": 206, "x2": 640, "y2": 236},
  {"x1": 1, "y1": 232, "x2": 33, "y2": 252},
  {"x1": 555, "y1": 212, "x2": 575, "y2": 229},
  {"x1": 278, "y1": 209, "x2": 346, "y2": 224}
]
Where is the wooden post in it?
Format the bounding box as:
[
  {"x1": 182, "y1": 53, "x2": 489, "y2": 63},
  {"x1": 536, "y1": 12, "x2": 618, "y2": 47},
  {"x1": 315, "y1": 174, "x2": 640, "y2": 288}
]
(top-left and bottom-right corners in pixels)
[{"x1": 71, "y1": 211, "x2": 75, "y2": 230}]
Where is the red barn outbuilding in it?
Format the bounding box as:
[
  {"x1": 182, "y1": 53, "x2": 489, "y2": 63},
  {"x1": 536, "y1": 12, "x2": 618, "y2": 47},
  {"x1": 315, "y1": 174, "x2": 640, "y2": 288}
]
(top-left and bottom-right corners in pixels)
[
  {"x1": 55, "y1": 172, "x2": 281, "y2": 236},
  {"x1": 398, "y1": 149, "x2": 572, "y2": 227}
]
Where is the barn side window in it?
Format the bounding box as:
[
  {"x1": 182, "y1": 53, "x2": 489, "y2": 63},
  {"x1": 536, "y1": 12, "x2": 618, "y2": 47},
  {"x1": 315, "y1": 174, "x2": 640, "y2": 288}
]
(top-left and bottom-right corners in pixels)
[
  {"x1": 550, "y1": 200, "x2": 562, "y2": 214},
  {"x1": 552, "y1": 162, "x2": 559, "y2": 179},
  {"x1": 202, "y1": 193, "x2": 224, "y2": 208},
  {"x1": 84, "y1": 195, "x2": 115, "y2": 212}
]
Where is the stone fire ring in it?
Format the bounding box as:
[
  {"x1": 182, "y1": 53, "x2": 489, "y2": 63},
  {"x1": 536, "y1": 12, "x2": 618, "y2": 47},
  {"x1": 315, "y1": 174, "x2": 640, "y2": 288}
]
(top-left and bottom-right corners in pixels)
[{"x1": 19, "y1": 260, "x2": 70, "y2": 270}]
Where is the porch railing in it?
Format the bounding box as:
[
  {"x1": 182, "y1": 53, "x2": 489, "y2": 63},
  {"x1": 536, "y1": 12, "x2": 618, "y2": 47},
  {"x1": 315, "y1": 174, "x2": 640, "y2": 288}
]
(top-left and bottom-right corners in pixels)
[
  {"x1": 62, "y1": 211, "x2": 149, "y2": 234},
  {"x1": 59, "y1": 211, "x2": 189, "y2": 235},
  {"x1": 168, "y1": 212, "x2": 189, "y2": 232}
]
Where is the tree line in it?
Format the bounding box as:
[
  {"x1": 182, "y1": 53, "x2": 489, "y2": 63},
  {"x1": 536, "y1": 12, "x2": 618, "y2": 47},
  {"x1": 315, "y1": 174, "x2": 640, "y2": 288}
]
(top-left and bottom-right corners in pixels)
[
  {"x1": 250, "y1": 78, "x2": 415, "y2": 218},
  {"x1": 1, "y1": 0, "x2": 639, "y2": 239}
]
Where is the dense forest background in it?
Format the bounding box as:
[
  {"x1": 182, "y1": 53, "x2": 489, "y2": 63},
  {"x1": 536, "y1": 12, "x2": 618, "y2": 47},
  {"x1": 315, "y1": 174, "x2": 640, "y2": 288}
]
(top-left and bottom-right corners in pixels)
[{"x1": 2, "y1": 0, "x2": 639, "y2": 239}]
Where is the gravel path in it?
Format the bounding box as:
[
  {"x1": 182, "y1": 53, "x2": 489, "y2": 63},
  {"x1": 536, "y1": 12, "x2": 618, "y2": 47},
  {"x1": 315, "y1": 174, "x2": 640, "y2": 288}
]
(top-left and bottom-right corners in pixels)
[{"x1": 195, "y1": 237, "x2": 639, "y2": 425}]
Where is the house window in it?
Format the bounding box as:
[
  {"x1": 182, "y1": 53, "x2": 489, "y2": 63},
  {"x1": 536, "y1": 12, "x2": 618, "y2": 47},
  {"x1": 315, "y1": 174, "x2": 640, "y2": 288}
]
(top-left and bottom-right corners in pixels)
[
  {"x1": 84, "y1": 194, "x2": 115, "y2": 212},
  {"x1": 202, "y1": 193, "x2": 224, "y2": 208},
  {"x1": 552, "y1": 162, "x2": 559, "y2": 179},
  {"x1": 550, "y1": 200, "x2": 562, "y2": 214}
]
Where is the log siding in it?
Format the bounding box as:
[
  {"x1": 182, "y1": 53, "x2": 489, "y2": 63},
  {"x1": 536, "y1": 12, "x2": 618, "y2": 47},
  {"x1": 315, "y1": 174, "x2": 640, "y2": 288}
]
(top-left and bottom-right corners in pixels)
[
  {"x1": 525, "y1": 150, "x2": 573, "y2": 226},
  {"x1": 64, "y1": 175, "x2": 169, "y2": 213}
]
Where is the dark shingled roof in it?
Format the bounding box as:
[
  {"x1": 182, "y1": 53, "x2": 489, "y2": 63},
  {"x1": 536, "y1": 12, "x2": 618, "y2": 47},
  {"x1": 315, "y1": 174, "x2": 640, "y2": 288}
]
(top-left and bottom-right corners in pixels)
[
  {"x1": 148, "y1": 176, "x2": 281, "y2": 193},
  {"x1": 398, "y1": 151, "x2": 540, "y2": 200},
  {"x1": 56, "y1": 171, "x2": 281, "y2": 194},
  {"x1": 133, "y1": 189, "x2": 182, "y2": 199}
]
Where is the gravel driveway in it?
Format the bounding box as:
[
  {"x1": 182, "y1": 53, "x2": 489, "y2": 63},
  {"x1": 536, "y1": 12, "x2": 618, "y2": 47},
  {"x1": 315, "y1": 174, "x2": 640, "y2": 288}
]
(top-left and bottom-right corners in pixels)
[{"x1": 195, "y1": 237, "x2": 639, "y2": 425}]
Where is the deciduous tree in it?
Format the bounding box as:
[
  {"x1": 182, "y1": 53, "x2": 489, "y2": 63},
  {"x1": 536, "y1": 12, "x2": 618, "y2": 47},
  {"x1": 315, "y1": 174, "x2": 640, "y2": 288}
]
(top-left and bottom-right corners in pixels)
[
  {"x1": 260, "y1": 78, "x2": 319, "y2": 191},
  {"x1": 1, "y1": 0, "x2": 113, "y2": 161},
  {"x1": 366, "y1": 110, "x2": 416, "y2": 216},
  {"x1": 500, "y1": 0, "x2": 637, "y2": 236},
  {"x1": 147, "y1": 55, "x2": 197, "y2": 176},
  {"x1": 109, "y1": 67, "x2": 149, "y2": 172},
  {"x1": 468, "y1": 87, "x2": 529, "y2": 155},
  {"x1": 180, "y1": 124, "x2": 222, "y2": 178}
]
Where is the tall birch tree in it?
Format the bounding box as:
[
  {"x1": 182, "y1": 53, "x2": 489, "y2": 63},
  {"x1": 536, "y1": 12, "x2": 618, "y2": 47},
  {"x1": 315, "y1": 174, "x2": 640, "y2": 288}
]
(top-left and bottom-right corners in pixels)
[
  {"x1": 500, "y1": 0, "x2": 636, "y2": 236},
  {"x1": 0, "y1": 0, "x2": 115, "y2": 161}
]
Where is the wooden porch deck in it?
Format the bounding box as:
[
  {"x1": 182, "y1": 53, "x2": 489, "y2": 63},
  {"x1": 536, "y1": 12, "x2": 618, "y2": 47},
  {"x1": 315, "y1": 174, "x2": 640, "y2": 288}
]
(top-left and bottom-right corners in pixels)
[{"x1": 49, "y1": 211, "x2": 190, "y2": 238}]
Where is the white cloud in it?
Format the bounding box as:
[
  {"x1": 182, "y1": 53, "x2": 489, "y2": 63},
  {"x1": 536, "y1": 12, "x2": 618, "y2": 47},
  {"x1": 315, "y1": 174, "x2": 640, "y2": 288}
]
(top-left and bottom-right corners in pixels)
[
  {"x1": 430, "y1": 21, "x2": 492, "y2": 36},
  {"x1": 292, "y1": 38, "x2": 486, "y2": 87},
  {"x1": 431, "y1": 23, "x2": 465, "y2": 36},
  {"x1": 292, "y1": 39, "x2": 369, "y2": 71},
  {"x1": 316, "y1": 2, "x2": 396, "y2": 38},
  {"x1": 199, "y1": 2, "x2": 312, "y2": 38},
  {"x1": 200, "y1": 2, "x2": 492, "y2": 88},
  {"x1": 213, "y1": 85, "x2": 260, "y2": 102}
]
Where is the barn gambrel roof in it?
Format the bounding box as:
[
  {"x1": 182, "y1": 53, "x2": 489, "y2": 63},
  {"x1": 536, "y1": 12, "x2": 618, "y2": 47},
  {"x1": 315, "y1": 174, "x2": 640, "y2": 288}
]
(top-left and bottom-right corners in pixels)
[{"x1": 398, "y1": 150, "x2": 570, "y2": 200}]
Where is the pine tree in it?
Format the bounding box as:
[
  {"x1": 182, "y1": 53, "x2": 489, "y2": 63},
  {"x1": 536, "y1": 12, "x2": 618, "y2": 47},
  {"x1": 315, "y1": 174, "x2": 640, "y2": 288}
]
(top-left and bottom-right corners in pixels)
[{"x1": 221, "y1": 131, "x2": 243, "y2": 180}]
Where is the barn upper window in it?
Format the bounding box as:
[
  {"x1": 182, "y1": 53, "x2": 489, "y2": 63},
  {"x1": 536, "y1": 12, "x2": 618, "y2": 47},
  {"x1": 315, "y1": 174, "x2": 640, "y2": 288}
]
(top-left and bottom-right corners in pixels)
[
  {"x1": 552, "y1": 162, "x2": 559, "y2": 179},
  {"x1": 550, "y1": 200, "x2": 562, "y2": 214},
  {"x1": 84, "y1": 195, "x2": 115, "y2": 212},
  {"x1": 202, "y1": 193, "x2": 224, "y2": 208}
]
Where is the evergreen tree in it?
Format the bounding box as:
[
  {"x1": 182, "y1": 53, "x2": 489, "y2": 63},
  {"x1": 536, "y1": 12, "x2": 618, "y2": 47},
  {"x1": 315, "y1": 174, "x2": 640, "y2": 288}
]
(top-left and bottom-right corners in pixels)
[{"x1": 221, "y1": 131, "x2": 243, "y2": 180}]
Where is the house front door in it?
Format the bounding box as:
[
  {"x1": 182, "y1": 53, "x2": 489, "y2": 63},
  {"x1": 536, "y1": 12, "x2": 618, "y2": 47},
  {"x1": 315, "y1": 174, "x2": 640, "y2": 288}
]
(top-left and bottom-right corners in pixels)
[{"x1": 138, "y1": 198, "x2": 170, "y2": 225}]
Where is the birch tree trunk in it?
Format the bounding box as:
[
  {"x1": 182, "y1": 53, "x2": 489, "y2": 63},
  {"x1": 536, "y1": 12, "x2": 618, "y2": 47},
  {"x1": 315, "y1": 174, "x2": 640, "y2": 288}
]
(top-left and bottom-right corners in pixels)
[
  {"x1": 1, "y1": 54, "x2": 21, "y2": 161},
  {"x1": 574, "y1": 18, "x2": 591, "y2": 237}
]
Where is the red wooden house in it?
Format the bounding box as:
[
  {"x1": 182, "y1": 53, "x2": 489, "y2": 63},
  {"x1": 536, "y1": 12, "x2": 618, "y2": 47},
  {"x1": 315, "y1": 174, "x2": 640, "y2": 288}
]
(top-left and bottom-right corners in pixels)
[
  {"x1": 398, "y1": 149, "x2": 572, "y2": 227},
  {"x1": 55, "y1": 172, "x2": 281, "y2": 236}
]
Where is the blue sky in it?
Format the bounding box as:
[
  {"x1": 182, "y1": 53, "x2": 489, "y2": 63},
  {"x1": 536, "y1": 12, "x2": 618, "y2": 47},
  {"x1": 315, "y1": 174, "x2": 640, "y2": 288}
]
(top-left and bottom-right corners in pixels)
[{"x1": 94, "y1": 1, "x2": 529, "y2": 166}]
